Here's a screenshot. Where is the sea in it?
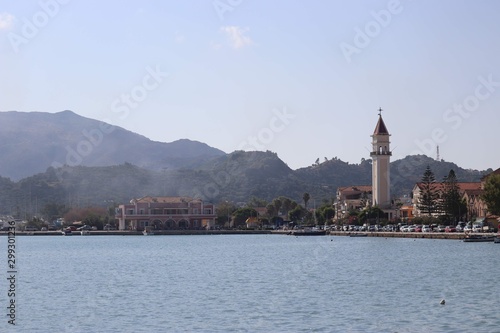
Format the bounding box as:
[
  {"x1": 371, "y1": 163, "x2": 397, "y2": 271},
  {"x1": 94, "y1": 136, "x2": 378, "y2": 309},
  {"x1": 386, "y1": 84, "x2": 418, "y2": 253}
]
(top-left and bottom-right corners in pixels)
[{"x1": 2, "y1": 234, "x2": 500, "y2": 333}]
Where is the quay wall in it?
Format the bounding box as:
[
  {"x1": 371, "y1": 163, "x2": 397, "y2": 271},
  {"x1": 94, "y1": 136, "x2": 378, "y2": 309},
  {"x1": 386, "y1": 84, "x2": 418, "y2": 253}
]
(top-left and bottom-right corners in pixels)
[
  {"x1": 2, "y1": 230, "x2": 495, "y2": 240},
  {"x1": 328, "y1": 231, "x2": 494, "y2": 240}
]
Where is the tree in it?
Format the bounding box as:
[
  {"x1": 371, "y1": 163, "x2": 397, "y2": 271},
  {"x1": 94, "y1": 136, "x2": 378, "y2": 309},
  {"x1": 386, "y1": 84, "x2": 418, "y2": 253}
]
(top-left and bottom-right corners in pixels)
[
  {"x1": 41, "y1": 203, "x2": 67, "y2": 223},
  {"x1": 418, "y1": 165, "x2": 438, "y2": 216},
  {"x1": 359, "y1": 206, "x2": 385, "y2": 223},
  {"x1": 63, "y1": 207, "x2": 108, "y2": 229},
  {"x1": 315, "y1": 204, "x2": 335, "y2": 225},
  {"x1": 266, "y1": 203, "x2": 277, "y2": 218},
  {"x1": 288, "y1": 205, "x2": 306, "y2": 222},
  {"x1": 272, "y1": 198, "x2": 282, "y2": 216},
  {"x1": 441, "y1": 169, "x2": 466, "y2": 222},
  {"x1": 482, "y1": 174, "x2": 500, "y2": 215},
  {"x1": 303, "y1": 192, "x2": 310, "y2": 209},
  {"x1": 216, "y1": 201, "x2": 237, "y2": 226},
  {"x1": 279, "y1": 196, "x2": 293, "y2": 217},
  {"x1": 232, "y1": 207, "x2": 258, "y2": 227}
]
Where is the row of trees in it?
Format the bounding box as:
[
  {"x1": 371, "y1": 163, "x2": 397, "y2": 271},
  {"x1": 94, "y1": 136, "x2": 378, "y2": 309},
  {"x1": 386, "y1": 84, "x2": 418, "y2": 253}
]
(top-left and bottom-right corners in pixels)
[
  {"x1": 418, "y1": 165, "x2": 500, "y2": 221},
  {"x1": 216, "y1": 193, "x2": 335, "y2": 228},
  {"x1": 417, "y1": 166, "x2": 466, "y2": 221},
  {"x1": 25, "y1": 203, "x2": 115, "y2": 230}
]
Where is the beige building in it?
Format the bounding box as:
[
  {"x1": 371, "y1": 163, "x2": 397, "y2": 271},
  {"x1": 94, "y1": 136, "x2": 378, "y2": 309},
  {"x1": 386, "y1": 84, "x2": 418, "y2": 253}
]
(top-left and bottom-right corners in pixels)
[{"x1": 335, "y1": 185, "x2": 372, "y2": 220}]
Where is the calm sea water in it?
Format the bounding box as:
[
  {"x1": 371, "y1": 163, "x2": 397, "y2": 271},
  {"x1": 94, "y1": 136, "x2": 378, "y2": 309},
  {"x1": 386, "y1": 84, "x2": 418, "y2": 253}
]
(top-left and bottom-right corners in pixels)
[{"x1": 2, "y1": 234, "x2": 500, "y2": 332}]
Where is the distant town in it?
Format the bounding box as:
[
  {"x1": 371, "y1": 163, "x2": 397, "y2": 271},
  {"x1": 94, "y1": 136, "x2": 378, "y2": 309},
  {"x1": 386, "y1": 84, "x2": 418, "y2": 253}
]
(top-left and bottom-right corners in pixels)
[{"x1": 2, "y1": 112, "x2": 499, "y2": 237}]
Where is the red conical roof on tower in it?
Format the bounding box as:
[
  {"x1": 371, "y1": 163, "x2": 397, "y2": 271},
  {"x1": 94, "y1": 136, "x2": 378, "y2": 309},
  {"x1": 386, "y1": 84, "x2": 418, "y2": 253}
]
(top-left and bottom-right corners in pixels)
[{"x1": 373, "y1": 107, "x2": 389, "y2": 135}]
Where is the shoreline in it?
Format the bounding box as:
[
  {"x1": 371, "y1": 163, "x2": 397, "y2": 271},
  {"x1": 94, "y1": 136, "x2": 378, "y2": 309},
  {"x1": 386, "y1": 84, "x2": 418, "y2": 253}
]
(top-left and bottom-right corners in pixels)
[{"x1": 1, "y1": 230, "x2": 496, "y2": 240}]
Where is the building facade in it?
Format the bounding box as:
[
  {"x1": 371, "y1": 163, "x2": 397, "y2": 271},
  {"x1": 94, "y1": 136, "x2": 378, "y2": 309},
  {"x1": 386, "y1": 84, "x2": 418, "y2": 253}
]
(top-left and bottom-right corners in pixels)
[
  {"x1": 411, "y1": 182, "x2": 482, "y2": 218},
  {"x1": 335, "y1": 185, "x2": 372, "y2": 220},
  {"x1": 115, "y1": 196, "x2": 216, "y2": 231}
]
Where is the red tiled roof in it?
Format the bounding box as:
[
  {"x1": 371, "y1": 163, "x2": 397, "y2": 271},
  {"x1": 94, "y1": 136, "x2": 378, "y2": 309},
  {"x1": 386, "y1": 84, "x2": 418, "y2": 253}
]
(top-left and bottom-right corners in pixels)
[
  {"x1": 414, "y1": 182, "x2": 481, "y2": 192},
  {"x1": 338, "y1": 185, "x2": 372, "y2": 193}
]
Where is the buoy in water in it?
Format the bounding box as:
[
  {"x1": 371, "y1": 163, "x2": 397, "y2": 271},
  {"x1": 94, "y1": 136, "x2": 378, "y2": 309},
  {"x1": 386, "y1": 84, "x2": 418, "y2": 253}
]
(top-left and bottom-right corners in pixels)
[{"x1": 440, "y1": 299, "x2": 445, "y2": 305}]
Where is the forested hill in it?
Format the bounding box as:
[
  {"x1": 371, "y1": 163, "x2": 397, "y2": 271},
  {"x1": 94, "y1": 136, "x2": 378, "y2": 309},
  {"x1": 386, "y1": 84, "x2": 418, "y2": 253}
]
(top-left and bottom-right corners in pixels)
[{"x1": 0, "y1": 152, "x2": 490, "y2": 216}]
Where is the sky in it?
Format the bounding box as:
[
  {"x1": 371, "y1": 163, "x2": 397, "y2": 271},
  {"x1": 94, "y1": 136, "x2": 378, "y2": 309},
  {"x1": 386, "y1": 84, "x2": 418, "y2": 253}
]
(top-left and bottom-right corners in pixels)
[{"x1": 1, "y1": 0, "x2": 500, "y2": 171}]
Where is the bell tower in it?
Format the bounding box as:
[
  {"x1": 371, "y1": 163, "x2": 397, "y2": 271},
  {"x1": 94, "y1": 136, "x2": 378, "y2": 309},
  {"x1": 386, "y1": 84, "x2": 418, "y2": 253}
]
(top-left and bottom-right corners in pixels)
[{"x1": 370, "y1": 108, "x2": 391, "y2": 208}]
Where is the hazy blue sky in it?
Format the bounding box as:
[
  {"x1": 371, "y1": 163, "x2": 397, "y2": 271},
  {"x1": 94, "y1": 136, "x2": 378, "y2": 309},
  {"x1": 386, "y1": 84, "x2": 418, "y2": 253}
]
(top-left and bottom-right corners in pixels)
[{"x1": 1, "y1": 0, "x2": 499, "y2": 171}]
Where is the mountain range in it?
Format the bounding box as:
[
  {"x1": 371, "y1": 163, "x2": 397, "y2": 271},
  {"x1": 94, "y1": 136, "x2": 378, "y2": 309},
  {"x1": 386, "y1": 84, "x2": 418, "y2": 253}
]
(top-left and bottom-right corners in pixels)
[
  {"x1": 0, "y1": 110, "x2": 225, "y2": 180},
  {"x1": 0, "y1": 111, "x2": 492, "y2": 216}
]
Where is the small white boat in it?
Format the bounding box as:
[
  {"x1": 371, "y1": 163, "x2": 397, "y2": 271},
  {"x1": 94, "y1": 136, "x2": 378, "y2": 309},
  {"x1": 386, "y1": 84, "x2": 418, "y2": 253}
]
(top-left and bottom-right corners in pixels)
[
  {"x1": 143, "y1": 227, "x2": 154, "y2": 236},
  {"x1": 463, "y1": 234, "x2": 495, "y2": 242},
  {"x1": 62, "y1": 230, "x2": 72, "y2": 236},
  {"x1": 80, "y1": 230, "x2": 90, "y2": 235}
]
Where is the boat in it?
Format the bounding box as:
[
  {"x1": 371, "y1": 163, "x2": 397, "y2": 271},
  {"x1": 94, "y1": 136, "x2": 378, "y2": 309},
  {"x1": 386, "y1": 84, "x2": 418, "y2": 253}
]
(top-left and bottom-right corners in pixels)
[
  {"x1": 288, "y1": 228, "x2": 326, "y2": 236},
  {"x1": 349, "y1": 233, "x2": 368, "y2": 237},
  {"x1": 494, "y1": 237, "x2": 500, "y2": 243},
  {"x1": 143, "y1": 227, "x2": 154, "y2": 236},
  {"x1": 61, "y1": 230, "x2": 72, "y2": 236},
  {"x1": 463, "y1": 234, "x2": 495, "y2": 242},
  {"x1": 80, "y1": 230, "x2": 90, "y2": 235}
]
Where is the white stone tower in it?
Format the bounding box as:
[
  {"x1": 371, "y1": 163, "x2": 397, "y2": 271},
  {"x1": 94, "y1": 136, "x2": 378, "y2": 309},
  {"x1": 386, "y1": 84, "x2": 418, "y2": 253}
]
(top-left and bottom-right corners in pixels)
[{"x1": 370, "y1": 108, "x2": 391, "y2": 208}]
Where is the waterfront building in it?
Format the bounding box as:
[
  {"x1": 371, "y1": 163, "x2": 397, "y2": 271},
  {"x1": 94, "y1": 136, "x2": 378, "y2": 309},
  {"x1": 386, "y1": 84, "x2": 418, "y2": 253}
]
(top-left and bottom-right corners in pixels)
[
  {"x1": 335, "y1": 185, "x2": 372, "y2": 220},
  {"x1": 411, "y1": 182, "x2": 482, "y2": 218},
  {"x1": 115, "y1": 196, "x2": 216, "y2": 231}
]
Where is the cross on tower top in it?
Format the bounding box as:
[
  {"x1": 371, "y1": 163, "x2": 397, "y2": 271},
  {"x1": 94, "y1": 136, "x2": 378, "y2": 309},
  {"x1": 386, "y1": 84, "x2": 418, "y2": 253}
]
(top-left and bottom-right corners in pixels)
[{"x1": 378, "y1": 107, "x2": 383, "y2": 116}]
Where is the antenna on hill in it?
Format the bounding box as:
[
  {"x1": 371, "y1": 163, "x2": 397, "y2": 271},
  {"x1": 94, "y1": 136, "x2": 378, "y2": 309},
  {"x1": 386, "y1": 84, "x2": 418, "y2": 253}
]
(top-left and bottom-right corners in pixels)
[{"x1": 436, "y1": 145, "x2": 440, "y2": 161}]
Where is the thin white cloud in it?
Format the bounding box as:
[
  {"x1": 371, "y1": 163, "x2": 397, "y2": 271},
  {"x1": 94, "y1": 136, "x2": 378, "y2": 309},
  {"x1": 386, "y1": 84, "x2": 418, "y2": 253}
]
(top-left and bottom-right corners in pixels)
[
  {"x1": 220, "y1": 26, "x2": 253, "y2": 49},
  {"x1": 0, "y1": 12, "x2": 15, "y2": 31}
]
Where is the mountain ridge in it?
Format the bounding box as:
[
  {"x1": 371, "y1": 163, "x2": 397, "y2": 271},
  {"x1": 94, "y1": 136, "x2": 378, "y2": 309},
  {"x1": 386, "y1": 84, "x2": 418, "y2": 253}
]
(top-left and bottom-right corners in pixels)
[
  {"x1": 0, "y1": 110, "x2": 226, "y2": 180},
  {"x1": 0, "y1": 111, "x2": 492, "y2": 217}
]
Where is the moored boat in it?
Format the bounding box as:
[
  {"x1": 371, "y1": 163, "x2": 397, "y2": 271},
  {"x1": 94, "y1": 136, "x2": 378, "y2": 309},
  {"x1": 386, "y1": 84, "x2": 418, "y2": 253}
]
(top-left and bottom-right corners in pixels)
[
  {"x1": 289, "y1": 229, "x2": 326, "y2": 236},
  {"x1": 349, "y1": 233, "x2": 368, "y2": 237},
  {"x1": 463, "y1": 234, "x2": 495, "y2": 242}
]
